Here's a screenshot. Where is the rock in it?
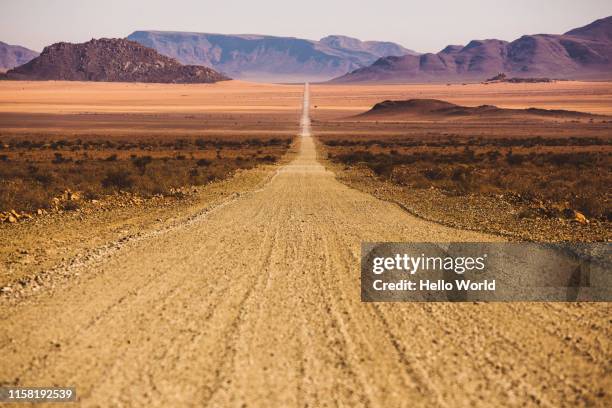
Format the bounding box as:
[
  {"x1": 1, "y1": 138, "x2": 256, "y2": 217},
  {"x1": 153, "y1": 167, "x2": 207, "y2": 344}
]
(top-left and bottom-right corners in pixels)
[
  {"x1": 8, "y1": 215, "x2": 17, "y2": 223},
  {"x1": 0, "y1": 286, "x2": 12, "y2": 293},
  {"x1": 6, "y1": 38, "x2": 229, "y2": 83},
  {"x1": 573, "y1": 211, "x2": 588, "y2": 224}
]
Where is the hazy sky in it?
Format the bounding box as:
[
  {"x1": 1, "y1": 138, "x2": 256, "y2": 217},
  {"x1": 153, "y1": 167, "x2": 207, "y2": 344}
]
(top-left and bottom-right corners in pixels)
[{"x1": 2, "y1": 0, "x2": 611, "y2": 52}]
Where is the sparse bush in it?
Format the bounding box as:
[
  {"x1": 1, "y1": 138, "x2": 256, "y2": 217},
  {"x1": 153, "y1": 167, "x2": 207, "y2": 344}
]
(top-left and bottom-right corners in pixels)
[
  {"x1": 33, "y1": 171, "x2": 54, "y2": 186},
  {"x1": 131, "y1": 155, "x2": 153, "y2": 175},
  {"x1": 258, "y1": 155, "x2": 277, "y2": 163},
  {"x1": 369, "y1": 159, "x2": 394, "y2": 179},
  {"x1": 423, "y1": 168, "x2": 445, "y2": 180},
  {"x1": 505, "y1": 151, "x2": 524, "y2": 165},
  {"x1": 102, "y1": 170, "x2": 134, "y2": 190},
  {"x1": 0, "y1": 134, "x2": 291, "y2": 213},
  {"x1": 174, "y1": 139, "x2": 189, "y2": 150},
  {"x1": 63, "y1": 201, "x2": 80, "y2": 211},
  {"x1": 195, "y1": 138, "x2": 207, "y2": 149},
  {"x1": 325, "y1": 134, "x2": 611, "y2": 222},
  {"x1": 52, "y1": 153, "x2": 65, "y2": 164}
]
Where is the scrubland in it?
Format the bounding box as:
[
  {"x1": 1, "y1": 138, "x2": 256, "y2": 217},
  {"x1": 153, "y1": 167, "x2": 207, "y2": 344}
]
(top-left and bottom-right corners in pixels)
[{"x1": 311, "y1": 82, "x2": 612, "y2": 241}]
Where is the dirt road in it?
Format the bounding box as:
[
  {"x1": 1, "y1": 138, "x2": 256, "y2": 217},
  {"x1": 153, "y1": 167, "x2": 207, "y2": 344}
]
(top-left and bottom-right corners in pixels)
[{"x1": 1, "y1": 85, "x2": 609, "y2": 407}]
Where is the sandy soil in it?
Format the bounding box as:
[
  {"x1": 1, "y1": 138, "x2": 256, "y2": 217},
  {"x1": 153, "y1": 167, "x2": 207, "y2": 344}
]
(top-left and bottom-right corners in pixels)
[
  {"x1": 0, "y1": 80, "x2": 303, "y2": 114},
  {"x1": 0, "y1": 81, "x2": 303, "y2": 140},
  {"x1": 310, "y1": 81, "x2": 612, "y2": 118},
  {"x1": 1, "y1": 84, "x2": 609, "y2": 407}
]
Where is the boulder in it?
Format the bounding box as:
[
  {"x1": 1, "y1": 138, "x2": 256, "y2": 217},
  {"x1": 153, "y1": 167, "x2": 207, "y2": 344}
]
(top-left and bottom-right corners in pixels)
[{"x1": 573, "y1": 211, "x2": 588, "y2": 224}]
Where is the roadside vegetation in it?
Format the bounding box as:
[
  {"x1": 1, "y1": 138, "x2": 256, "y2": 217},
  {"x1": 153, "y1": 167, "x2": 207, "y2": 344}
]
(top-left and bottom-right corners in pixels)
[
  {"x1": 323, "y1": 135, "x2": 611, "y2": 223},
  {"x1": 0, "y1": 136, "x2": 292, "y2": 214}
]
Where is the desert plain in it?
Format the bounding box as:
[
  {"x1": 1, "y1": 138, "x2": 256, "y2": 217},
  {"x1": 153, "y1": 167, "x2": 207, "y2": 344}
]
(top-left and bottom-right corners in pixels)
[{"x1": 0, "y1": 80, "x2": 610, "y2": 407}]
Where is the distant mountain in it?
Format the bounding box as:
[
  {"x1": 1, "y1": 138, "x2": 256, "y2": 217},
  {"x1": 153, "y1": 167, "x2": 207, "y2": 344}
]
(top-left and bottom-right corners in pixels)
[
  {"x1": 5, "y1": 38, "x2": 229, "y2": 83},
  {"x1": 565, "y1": 15, "x2": 612, "y2": 41},
  {"x1": 0, "y1": 41, "x2": 38, "y2": 72},
  {"x1": 332, "y1": 16, "x2": 612, "y2": 83},
  {"x1": 127, "y1": 31, "x2": 418, "y2": 82},
  {"x1": 319, "y1": 35, "x2": 412, "y2": 59}
]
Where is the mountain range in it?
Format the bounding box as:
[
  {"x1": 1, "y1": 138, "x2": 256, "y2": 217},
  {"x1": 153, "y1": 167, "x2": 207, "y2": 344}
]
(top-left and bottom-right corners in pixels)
[
  {"x1": 0, "y1": 41, "x2": 39, "y2": 72},
  {"x1": 2, "y1": 16, "x2": 610, "y2": 83},
  {"x1": 127, "y1": 31, "x2": 418, "y2": 82},
  {"x1": 332, "y1": 16, "x2": 612, "y2": 83},
  {"x1": 4, "y1": 38, "x2": 228, "y2": 83}
]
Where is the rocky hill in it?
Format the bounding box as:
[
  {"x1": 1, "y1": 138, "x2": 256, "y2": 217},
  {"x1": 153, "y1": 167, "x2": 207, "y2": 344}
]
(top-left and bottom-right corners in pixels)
[
  {"x1": 4, "y1": 38, "x2": 229, "y2": 83},
  {"x1": 127, "y1": 31, "x2": 417, "y2": 82},
  {"x1": 0, "y1": 41, "x2": 38, "y2": 71},
  {"x1": 358, "y1": 99, "x2": 599, "y2": 120},
  {"x1": 332, "y1": 16, "x2": 612, "y2": 83}
]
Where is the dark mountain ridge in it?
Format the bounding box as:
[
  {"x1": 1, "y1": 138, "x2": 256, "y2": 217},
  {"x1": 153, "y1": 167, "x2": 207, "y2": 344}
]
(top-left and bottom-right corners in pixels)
[{"x1": 4, "y1": 38, "x2": 229, "y2": 83}]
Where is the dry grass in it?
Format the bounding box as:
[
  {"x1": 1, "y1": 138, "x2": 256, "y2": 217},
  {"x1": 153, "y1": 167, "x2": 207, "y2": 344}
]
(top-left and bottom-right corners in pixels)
[
  {"x1": 0, "y1": 136, "x2": 292, "y2": 212},
  {"x1": 320, "y1": 127, "x2": 611, "y2": 221},
  {"x1": 327, "y1": 142, "x2": 610, "y2": 220}
]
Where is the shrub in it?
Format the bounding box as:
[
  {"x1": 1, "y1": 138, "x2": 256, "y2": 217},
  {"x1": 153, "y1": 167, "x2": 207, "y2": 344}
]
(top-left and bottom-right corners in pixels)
[
  {"x1": 63, "y1": 201, "x2": 80, "y2": 211},
  {"x1": 506, "y1": 151, "x2": 524, "y2": 165},
  {"x1": 195, "y1": 138, "x2": 207, "y2": 149},
  {"x1": 423, "y1": 168, "x2": 445, "y2": 180},
  {"x1": 102, "y1": 170, "x2": 134, "y2": 190},
  {"x1": 131, "y1": 155, "x2": 153, "y2": 175},
  {"x1": 369, "y1": 158, "x2": 394, "y2": 179},
  {"x1": 450, "y1": 166, "x2": 477, "y2": 194},
  {"x1": 258, "y1": 155, "x2": 277, "y2": 163},
  {"x1": 34, "y1": 171, "x2": 54, "y2": 186},
  {"x1": 52, "y1": 153, "x2": 65, "y2": 164}
]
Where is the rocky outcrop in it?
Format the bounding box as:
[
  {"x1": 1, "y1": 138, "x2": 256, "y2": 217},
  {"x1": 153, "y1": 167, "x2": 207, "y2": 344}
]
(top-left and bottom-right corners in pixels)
[
  {"x1": 5, "y1": 38, "x2": 229, "y2": 83},
  {"x1": 358, "y1": 98, "x2": 600, "y2": 120}
]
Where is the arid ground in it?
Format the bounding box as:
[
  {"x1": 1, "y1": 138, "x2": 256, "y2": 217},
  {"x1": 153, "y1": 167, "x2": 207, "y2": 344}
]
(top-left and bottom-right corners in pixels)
[
  {"x1": 309, "y1": 81, "x2": 612, "y2": 117},
  {"x1": 0, "y1": 80, "x2": 610, "y2": 407}
]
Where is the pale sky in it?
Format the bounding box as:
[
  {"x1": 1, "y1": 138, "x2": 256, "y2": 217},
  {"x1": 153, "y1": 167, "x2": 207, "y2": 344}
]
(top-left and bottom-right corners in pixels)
[{"x1": 1, "y1": 0, "x2": 611, "y2": 53}]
